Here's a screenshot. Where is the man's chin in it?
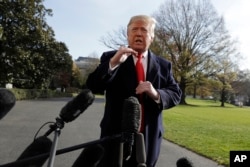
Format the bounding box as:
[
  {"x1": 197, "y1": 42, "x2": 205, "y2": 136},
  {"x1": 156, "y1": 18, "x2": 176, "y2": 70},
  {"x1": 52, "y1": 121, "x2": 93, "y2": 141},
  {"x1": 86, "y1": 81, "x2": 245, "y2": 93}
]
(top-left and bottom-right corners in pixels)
[{"x1": 132, "y1": 46, "x2": 146, "y2": 53}]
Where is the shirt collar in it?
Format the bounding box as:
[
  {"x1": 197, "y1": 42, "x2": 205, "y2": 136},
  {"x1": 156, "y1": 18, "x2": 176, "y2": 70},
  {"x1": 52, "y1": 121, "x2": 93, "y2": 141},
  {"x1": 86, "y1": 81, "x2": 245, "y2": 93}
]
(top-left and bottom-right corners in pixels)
[{"x1": 133, "y1": 50, "x2": 148, "y2": 58}]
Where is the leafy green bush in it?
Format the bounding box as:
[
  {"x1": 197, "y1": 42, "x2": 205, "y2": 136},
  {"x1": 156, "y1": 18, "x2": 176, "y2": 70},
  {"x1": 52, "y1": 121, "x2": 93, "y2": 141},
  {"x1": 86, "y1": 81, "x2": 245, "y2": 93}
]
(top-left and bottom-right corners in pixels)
[{"x1": 9, "y1": 89, "x2": 73, "y2": 100}]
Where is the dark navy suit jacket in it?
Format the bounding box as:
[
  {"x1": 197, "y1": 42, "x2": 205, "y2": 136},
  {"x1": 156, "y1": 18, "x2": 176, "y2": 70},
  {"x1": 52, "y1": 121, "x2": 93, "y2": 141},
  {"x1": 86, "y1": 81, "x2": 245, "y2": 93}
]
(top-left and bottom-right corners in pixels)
[{"x1": 86, "y1": 50, "x2": 181, "y2": 167}]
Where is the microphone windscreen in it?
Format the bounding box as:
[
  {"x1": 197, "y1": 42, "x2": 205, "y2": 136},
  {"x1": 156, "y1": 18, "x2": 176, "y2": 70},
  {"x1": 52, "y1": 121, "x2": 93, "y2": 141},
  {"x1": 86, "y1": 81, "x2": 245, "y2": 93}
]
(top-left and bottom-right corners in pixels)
[
  {"x1": 60, "y1": 89, "x2": 95, "y2": 123},
  {"x1": 72, "y1": 144, "x2": 104, "y2": 167},
  {"x1": 136, "y1": 133, "x2": 146, "y2": 165},
  {"x1": 121, "y1": 96, "x2": 141, "y2": 133},
  {"x1": 16, "y1": 136, "x2": 52, "y2": 167},
  {"x1": 176, "y1": 157, "x2": 193, "y2": 167},
  {"x1": 121, "y1": 96, "x2": 141, "y2": 161},
  {"x1": 0, "y1": 89, "x2": 16, "y2": 119}
]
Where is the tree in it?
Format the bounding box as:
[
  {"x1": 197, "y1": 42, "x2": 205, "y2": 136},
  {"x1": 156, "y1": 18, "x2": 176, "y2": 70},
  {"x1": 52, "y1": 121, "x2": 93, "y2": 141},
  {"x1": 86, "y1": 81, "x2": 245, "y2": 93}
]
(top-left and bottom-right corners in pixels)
[
  {"x1": 0, "y1": 0, "x2": 72, "y2": 88},
  {"x1": 74, "y1": 53, "x2": 100, "y2": 88},
  {"x1": 231, "y1": 70, "x2": 250, "y2": 106},
  {"x1": 152, "y1": 0, "x2": 239, "y2": 104},
  {"x1": 213, "y1": 58, "x2": 237, "y2": 106},
  {"x1": 99, "y1": 26, "x2": 127, "y2": 49},
  {"x1": 71, "y1": 62, "x2": 84, "y2": 88}
]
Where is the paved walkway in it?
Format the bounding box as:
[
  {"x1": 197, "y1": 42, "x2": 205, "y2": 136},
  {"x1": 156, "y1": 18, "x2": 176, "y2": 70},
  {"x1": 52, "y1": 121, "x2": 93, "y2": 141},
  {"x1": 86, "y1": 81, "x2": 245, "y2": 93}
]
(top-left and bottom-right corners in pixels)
[{"x1": 0, "y1": 97, "x2": 225, "y2": 167}]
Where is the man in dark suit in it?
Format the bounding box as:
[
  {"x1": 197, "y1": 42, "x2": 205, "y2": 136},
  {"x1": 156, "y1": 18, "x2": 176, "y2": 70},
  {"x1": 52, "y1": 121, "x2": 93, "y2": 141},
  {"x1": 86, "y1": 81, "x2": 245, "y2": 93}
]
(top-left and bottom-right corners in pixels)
[{"x1": 86, "y1": 15, "x2": 181, "y2": 167}]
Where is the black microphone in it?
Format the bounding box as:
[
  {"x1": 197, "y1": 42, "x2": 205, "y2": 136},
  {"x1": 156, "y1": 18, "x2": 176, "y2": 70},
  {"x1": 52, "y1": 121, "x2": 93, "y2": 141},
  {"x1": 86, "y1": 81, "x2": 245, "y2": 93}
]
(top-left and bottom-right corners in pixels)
[
  {"x1": 121, "y1": 96, "x2": 141, "y2": 161},
  {"x1": 43, "y1": 89, "x2": 95, "y2": 137},
  {"x1": 136, "y1": 132, "x2": 146, "y2": 167},
  {"x1": 14, "y1": 136, "x2": 52, "y2": 167},
  {"x1": 72, "y1": 144, "x2": 104, "y2": 167},
  {"x1": 0, "y1": 88, "x2": 16, "y2": 120},
  {"x1": 59, "y1": 89, "x2": 95, "y2": 123},
  {"x1": 176, "y1": 157, "x2": 193, "y2": 167}
]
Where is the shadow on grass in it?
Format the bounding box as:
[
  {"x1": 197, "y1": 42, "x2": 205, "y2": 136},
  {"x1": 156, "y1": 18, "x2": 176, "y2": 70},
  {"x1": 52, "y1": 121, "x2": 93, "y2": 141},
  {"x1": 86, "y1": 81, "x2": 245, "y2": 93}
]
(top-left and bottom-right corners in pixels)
[{"x1": 179, "y1": 100, "x2": 236, "y2": 108}]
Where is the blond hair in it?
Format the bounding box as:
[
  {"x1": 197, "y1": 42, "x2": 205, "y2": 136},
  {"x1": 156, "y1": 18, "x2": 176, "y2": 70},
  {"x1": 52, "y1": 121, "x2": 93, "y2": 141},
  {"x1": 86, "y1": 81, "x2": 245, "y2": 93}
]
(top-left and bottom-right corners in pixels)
[{"x1": 127, "y1": 15, "x2": 157, "y2": 38}]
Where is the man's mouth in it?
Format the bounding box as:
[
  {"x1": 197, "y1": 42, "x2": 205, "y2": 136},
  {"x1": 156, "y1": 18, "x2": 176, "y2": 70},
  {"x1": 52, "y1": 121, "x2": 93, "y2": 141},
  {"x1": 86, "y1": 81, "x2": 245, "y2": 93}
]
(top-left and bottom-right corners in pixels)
[{"x1": 135, "y1": 39, "x2": 143, "y2": 43}]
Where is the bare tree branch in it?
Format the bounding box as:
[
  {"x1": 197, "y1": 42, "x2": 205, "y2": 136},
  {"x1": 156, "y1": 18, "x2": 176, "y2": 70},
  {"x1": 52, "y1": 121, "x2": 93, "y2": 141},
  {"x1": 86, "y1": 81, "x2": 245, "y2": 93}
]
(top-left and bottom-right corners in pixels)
[{"x1": 99, "y1": 26, "x2": 127, "y2": 50}]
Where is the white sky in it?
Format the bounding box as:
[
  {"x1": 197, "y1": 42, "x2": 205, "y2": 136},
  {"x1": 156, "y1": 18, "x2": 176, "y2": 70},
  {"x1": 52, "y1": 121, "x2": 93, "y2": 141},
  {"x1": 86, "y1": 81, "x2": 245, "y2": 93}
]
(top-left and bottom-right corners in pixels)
[{"x1": 44, "y1": 0, "x2": 250, "y2": 70}]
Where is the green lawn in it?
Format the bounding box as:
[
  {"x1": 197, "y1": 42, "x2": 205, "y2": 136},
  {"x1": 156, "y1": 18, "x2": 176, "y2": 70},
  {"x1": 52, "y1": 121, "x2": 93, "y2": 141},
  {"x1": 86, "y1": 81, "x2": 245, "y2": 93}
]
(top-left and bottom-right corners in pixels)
[{"x1": 163, "y1": 98, "x2": 250, "y2": 166}]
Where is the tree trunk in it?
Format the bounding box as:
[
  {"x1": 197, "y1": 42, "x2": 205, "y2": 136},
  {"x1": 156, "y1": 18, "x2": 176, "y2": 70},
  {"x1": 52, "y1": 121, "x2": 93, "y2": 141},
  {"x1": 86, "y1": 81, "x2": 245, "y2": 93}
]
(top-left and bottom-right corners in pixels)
[
  {"x1": 179, "y1": 76, "x2": 187, "y2": 104},
  {"x1": 220, "y1": 88, "x2": 225, "y2": 107},
  {"x1": 193, "y1": 84, "x2": 197, "y2": 98}
]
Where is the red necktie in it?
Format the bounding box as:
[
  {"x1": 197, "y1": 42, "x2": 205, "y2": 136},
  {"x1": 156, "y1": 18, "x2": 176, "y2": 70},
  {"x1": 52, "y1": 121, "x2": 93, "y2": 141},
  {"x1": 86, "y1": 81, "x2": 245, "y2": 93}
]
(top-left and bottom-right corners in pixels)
[{"x1": 136, "y1": 54, "x2": 145, "y2": 132}]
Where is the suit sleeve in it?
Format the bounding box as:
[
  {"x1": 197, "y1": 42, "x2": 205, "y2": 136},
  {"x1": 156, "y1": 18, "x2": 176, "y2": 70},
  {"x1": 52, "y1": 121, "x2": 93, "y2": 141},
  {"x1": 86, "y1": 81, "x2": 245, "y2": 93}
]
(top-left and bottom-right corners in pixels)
[
  {"x1": 86, "y1": 51, "x2": 118, "y2": 94},
  {"x1": 157, "y1": 61, "x2": 182, "y2": 110}
]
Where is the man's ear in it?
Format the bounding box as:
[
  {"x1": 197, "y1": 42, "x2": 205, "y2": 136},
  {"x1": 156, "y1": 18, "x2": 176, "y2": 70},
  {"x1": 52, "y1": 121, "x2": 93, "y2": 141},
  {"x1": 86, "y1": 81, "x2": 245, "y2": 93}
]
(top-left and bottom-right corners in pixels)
[{"x1": 150, "y1": 36, "x2": 154, "y2": 43}]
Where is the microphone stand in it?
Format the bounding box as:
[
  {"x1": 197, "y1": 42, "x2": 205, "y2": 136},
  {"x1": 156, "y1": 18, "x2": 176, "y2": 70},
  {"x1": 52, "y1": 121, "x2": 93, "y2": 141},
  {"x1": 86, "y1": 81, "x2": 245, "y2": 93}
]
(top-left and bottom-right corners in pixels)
[
  {"x1": 44, "y1": 117, "x2": 64, "y2": 167},
  {"x1": 0, "y1": 134, "x2": 121, "y2": 167},
  {"x1": 136, "y1": 133, "x2": 147, "y2": 167}
]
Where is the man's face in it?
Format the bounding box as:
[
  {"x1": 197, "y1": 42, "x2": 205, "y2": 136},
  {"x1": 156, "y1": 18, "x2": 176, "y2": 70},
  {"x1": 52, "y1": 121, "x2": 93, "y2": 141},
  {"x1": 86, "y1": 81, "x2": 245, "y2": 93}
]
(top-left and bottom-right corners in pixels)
[{"x1": 127, "y1": 20, "x2": 154, "y2": 54}]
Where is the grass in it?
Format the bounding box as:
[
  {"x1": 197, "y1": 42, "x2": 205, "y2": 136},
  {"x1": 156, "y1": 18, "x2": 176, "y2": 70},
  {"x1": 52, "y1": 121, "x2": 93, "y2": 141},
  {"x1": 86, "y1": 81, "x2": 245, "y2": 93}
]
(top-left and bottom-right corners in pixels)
[{"x1": 163, "y1": 98, "x2": 250, "y2": 166}]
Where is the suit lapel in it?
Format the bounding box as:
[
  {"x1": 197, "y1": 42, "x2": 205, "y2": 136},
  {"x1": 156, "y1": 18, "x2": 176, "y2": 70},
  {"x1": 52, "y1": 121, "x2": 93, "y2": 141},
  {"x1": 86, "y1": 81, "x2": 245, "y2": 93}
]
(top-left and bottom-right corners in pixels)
[{"x1": 146, "y1": 51, "x2": 159, "y2": 83}]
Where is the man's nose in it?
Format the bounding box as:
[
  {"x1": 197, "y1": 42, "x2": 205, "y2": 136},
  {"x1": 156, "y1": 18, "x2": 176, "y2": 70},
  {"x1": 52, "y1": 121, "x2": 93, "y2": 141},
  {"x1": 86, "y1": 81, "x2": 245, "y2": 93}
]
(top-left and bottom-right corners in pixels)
[{"x1": 136, "y1": 29, "x2": 143, "y2": 36}]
